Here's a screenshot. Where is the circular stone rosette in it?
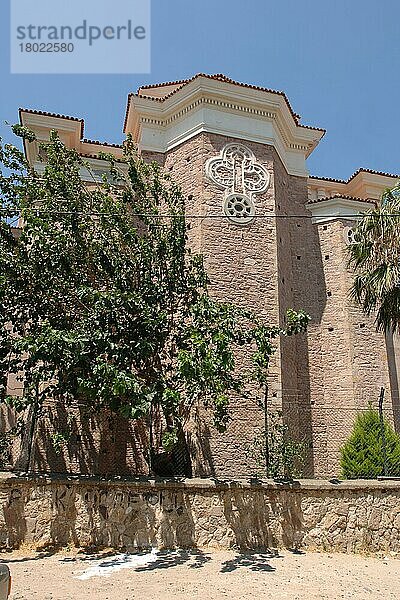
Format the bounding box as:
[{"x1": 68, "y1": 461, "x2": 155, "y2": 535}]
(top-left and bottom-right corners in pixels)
[{"x1": 223, "y1": 193, "x2": 256, "y2": 224}]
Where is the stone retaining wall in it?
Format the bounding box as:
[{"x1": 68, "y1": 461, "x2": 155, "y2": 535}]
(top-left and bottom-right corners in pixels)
[{"x1": 0, "y1": 473, "x2": 399, "y2": 555}]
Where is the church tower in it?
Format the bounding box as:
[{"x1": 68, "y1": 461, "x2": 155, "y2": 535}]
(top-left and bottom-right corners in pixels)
[
  {"x1": 18, "y1": 73, "x2": 400, "y2": 477},
  {"x1": 124, "y1": 74, "x2": 327, "y2": 476},
  {"x1": 124, "y1": 73, "x2": 400, "y2": 477}
]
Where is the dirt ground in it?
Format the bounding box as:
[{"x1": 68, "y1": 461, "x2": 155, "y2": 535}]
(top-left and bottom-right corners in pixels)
[{"x1": 2, "y1": 546, "x2": 400, "y2": 600}]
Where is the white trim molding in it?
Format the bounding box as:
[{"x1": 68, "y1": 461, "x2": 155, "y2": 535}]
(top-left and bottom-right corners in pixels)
[
  {"x1": 19, "y1": 111, "x2": 123, "y2": 167},
  {"x1": 31, "y1": 157, "x2": 128, "y2": 183},
  {"x1": 125, "y1": 76, "x2": 324, "y2": 177},
  {"x1": 306, "y1": 196, "x2": 375, "y2": 224}
]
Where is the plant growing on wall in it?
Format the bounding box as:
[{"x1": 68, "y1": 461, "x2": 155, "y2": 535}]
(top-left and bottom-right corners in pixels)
[
  {"x1": 0, "y1": 127, "x2": 310, "y2": 474},
  {"x1": 340, "y1": 409, "x2": 400, "y2": 478},
  {"x1": 348, "y1": 183, "x2": 400, "y2": 332},
  {"x1": 247, "y1": 411, "x2": 308, "y2": 480}
]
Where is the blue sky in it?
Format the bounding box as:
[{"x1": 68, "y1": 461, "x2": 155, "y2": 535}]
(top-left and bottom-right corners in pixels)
[{"x1": 1, "y1": 0, "x2": 399, "y2": 180}]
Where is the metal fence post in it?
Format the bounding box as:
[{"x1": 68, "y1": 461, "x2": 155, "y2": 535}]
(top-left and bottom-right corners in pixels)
[
  {"x1": 378, "y1": 387, "x2": 388, "y2": 477},
  {"x1": 264, "y1": 384, "x2": 269, "y2": 477}
]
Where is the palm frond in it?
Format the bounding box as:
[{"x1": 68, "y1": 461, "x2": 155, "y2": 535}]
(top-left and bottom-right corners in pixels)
[{"x1": 348, "y1": 182, "x2": 400, "y2": 332}]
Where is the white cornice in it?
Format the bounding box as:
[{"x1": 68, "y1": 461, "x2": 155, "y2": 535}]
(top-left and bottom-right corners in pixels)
[
  {"x1": 309, "y1": 172, "x2": 400, "y2": 202},
  {"x1": 306, "y1": 197, "x2": 375, "y2": 224},
  {"x1": 126, "y1": 76, "x2": 324, "y2": 177},
  {"x1": 32, "y1": 157, "x2": 127, "y2": 183},
  {"x1": 20, "y1": 112, "x2": 82, "y2": 166},
  {"x1": 20, "y1": 112, "x2": 82, "y2": 144},
  {"x1": 20, "y1": 113, "x2": 81, "y2": 133},
  {"x1": 20, "y1": 111, "x2": 124, "y2": 168}
]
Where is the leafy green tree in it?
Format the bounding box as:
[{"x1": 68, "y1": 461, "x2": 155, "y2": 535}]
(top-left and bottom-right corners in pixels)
[
  {"x1": 340, "y1": 409, "x2": 400, "y2": 478},
  {"x1": 348, "y1": 183, "x2": 400, "y2": 332},
  {"x1": 0, "y1": 126, "x2": 309, "y2": 473}
]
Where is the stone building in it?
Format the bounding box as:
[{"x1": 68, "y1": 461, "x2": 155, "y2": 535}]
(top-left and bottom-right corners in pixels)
[{"x1": 10, "y1": 73, "x2": 400, "y2": 478}]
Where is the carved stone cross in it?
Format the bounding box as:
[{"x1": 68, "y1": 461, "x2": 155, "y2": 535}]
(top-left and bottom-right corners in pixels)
[{"x1": 205, "y1": 143, "x2": 270, "y2": 199}]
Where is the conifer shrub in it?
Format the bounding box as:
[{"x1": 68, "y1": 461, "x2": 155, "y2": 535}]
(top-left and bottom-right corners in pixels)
[{"x1": 340, "y1": 409, "x2": 400, "y2": 479}]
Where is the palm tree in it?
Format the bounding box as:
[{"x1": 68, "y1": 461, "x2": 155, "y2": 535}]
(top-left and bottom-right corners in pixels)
[{"x1": 349, "y1": 183, "x2": 400, "y2": 332}]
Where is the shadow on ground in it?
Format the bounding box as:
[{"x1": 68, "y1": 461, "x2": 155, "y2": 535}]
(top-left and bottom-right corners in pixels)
[
  {"x1": 76, "y1": 548, "x2": 282, "y2": 575},
  {"x1": 0, "y1": 550, "x2": 56, "y2": 564},
  {"x1": 221, "y1": 551, "x2": 280, "y2": 573},
  {"x1": 2, "y1": 547, "x2": 285, "y2": 576},
  {"x1": 135, "y1": 549, "x2": 211, "y2": 571}
]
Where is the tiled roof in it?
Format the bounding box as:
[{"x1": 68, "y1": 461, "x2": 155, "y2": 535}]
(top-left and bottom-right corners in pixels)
[
  {"x1": 124, "y1": 73, "x2": 326, "y2": 134},
  {"x1": 19, "y1": 108, "x2": 85, "y2": 137},
  {"x1": 309, "y1": 174, "x2": 347, "y2": 184},
  {"x1": 310, "y1": 168, "x2": 400, "y2": 185},
  {"x1": 82, "y1": 138, "x2": 123, "y2": 149},
  {"x1": 307, "y1": 194, "x2": 376, "y2": 206},
  {"x1": 139, "y1": 76, "x2": 195, "y2": 91},
  {"x1": 348, "y1": 168, "x2": 400, "y2": 182},
  {"x1": 19, "y1": 110, "x2": 124, "y2": 150},
  {"x1": 79, "y1": 152, "x2": 125, "y2": 163}
]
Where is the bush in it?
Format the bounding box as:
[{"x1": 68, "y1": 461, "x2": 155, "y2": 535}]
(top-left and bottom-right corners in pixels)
[{"x1": 340, "y1": 409, "x2": 400, "y2": 478}]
